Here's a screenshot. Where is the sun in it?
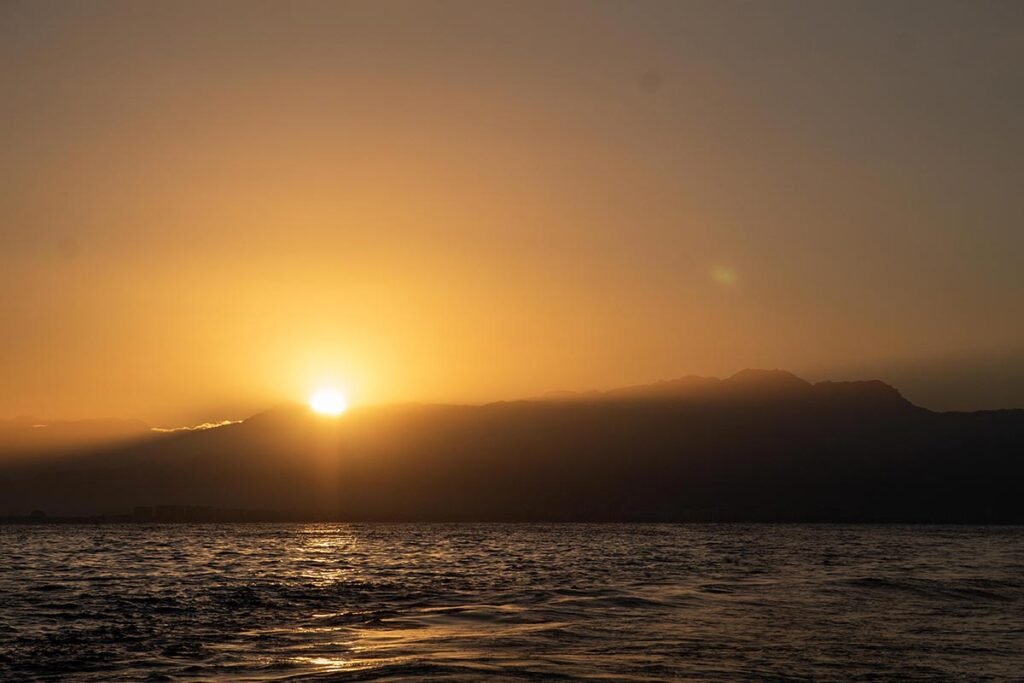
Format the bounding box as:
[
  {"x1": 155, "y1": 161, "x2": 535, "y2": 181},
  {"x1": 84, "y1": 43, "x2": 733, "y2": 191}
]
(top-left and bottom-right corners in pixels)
[{"x1": 309, "y1": 388, "x2": 349, "y2": 416}]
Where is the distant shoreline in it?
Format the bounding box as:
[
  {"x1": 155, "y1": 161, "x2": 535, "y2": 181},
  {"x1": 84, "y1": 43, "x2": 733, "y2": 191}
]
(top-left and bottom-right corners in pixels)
[{"x1": 4, "y1": 512, "x2": 1021, "y2": 526}]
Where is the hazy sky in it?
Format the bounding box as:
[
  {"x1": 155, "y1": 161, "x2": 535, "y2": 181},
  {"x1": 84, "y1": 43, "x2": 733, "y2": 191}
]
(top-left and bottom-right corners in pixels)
[{"x1": 2, "y1": 0, "x2": 1022, "y2": 423}]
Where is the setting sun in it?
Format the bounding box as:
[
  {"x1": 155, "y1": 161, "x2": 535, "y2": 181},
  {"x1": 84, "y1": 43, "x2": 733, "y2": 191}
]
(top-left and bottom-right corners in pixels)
[{"x1": 309, "y1": 389, "x2": 348, "y2": 416}]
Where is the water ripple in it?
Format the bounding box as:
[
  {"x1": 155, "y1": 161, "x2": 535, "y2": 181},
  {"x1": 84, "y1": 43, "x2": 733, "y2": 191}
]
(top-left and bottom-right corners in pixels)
[{"x1": 1, "y1": 524, "x2": 1022, "y2": 681}]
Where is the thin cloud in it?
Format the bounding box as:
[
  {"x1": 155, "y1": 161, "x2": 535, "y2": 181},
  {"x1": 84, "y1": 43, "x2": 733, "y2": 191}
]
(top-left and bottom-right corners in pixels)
[{"x1": 151, "y1": 420, "x2": 241, "y2": 433}]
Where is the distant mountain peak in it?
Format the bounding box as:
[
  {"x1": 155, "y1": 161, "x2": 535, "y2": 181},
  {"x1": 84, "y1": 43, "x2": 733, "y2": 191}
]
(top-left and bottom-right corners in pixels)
[
  {"x1": 599, "y1": 368, "x2": 816, "y2": 400},
  {"x1": 725, "y1": 369, "x2": 813, "y2": 390},
  {"x1": 728, "y1": 368, "x2": 806, "y2": 382}
]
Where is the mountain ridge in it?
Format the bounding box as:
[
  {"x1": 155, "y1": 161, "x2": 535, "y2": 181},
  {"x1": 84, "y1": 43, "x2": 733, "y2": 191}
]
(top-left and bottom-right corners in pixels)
[
  {"x1": 2, "y1": 369, "x2": 1021, "y2": 522},
  {"x1": 536, "y1": 369, "x2": 916, "y2": 410}
]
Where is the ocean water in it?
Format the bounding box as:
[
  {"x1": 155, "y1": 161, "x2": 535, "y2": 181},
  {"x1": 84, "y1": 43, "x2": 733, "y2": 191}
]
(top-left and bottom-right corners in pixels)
[{"x1": 1, "y1": 524, "x2": 1022, "y2": 681}]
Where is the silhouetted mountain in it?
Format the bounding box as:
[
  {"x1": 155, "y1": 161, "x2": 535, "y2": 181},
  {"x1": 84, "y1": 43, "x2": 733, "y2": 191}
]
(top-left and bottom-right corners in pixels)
[{"x1": 1, "y1": 371, "x2": 1021, "y2": 522}]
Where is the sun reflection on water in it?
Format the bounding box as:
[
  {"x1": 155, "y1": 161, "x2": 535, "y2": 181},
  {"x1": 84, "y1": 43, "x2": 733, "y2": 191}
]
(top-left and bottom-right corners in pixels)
[{"x1": 290, "y1": 655, "x2": 352, "y2": 671}]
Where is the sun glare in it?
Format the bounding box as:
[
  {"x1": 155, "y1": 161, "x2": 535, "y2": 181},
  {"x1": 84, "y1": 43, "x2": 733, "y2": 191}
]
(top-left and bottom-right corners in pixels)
[{"x1": 309, "y1": 389, "x2": 348, "y2": 416}]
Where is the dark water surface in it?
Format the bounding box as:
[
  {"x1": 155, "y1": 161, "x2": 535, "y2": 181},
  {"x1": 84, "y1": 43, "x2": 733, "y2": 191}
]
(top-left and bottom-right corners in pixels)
[{"x1": 1, "y1": 524, "x2": 1022, "y2": 681}]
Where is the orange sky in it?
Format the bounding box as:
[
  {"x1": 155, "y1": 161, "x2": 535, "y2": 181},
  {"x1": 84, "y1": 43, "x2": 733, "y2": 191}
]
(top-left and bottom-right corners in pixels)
[{"x1": 2, "y1": 1, "x2": 1023, "y2": 423}]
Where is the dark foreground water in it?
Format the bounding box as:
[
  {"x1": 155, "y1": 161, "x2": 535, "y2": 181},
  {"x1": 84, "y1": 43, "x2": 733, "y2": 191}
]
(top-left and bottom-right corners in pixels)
[{"x1": 1, "y1": 525, "x2": 1022, "y2": 682}]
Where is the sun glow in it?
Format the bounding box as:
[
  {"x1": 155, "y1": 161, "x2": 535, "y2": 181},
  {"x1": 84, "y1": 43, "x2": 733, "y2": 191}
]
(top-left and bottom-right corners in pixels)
[{"x1": 309, "y1": 388, "x2": 349, "y2": 416}]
